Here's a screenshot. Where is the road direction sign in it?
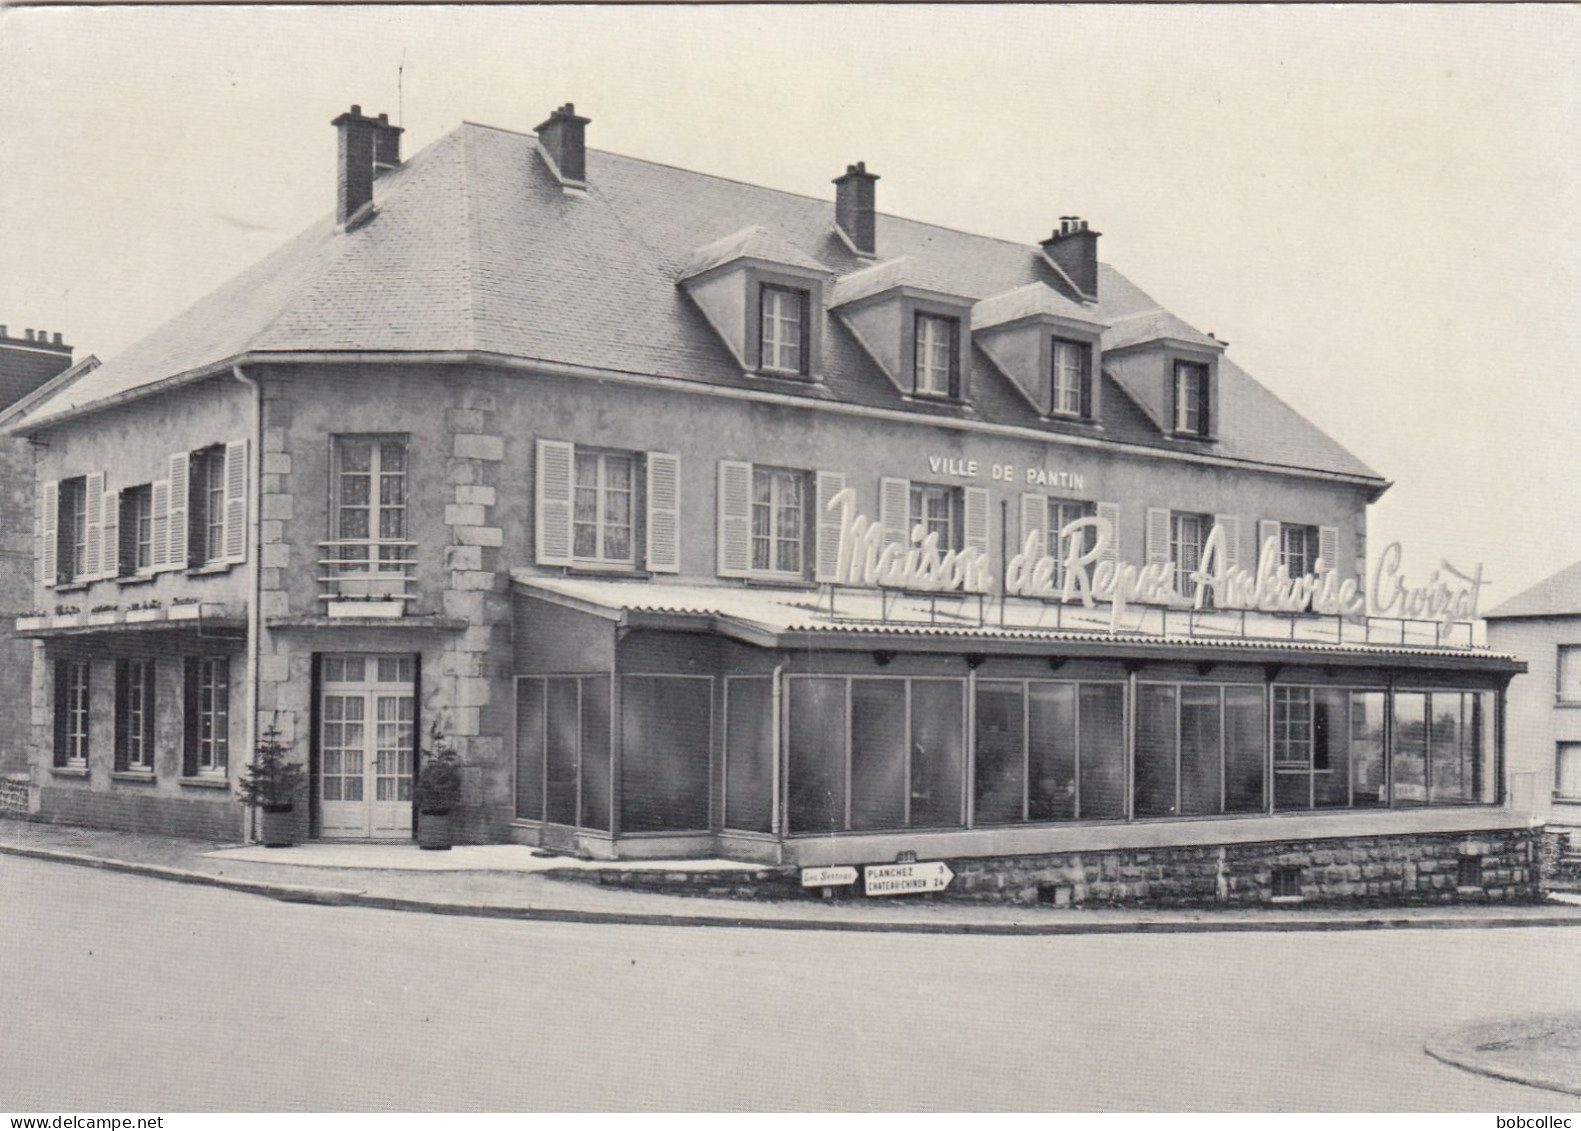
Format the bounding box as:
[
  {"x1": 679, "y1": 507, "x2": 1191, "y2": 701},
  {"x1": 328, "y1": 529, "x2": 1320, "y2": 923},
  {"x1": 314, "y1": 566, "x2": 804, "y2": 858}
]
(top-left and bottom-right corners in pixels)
[
  {"x1": 800, "y1": 865, "x2": 859, "y2": 888},
  {"x1": 863, "y1": 861, "x2": 954, "y2": 896}
]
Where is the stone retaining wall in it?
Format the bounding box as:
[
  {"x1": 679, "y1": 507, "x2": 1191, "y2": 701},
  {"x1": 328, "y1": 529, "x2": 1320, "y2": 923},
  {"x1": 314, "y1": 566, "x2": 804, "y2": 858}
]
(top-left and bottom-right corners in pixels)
[
  {"x1": 34, "y1": 786, "x2": 244, "y2": 842},
  {"x1": 0, "y1": 774, "x2": 31, "y2": 819}
]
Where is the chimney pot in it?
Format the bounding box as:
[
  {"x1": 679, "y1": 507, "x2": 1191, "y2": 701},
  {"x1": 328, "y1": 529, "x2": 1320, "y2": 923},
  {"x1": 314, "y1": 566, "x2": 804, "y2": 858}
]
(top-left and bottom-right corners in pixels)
[
  {"x1": 833, "y1": 161, "x2": 880, "y2": 257},
  {"x1": 1040, "y1": 218, "x2": 1102, "y2": 299},
  {"x1": 52, "y1": 332, "x2": 63, "y2": 345},
  {"x1": 536, "y1": 102, "x2": 591, "y2": 185},
  {"x1": 24, "y1": 329, "x2": 33, "y2": 341}
]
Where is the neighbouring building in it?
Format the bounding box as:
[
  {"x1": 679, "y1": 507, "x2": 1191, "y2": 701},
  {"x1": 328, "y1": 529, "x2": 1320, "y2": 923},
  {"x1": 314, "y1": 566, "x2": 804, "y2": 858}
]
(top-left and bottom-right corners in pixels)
[
  {"x1": 0, "y1": 326, "x2": 92, "y2": 774},
  {"x1": 3, "y1": 101, "x2": 1538, "y2": 905},
  {"x1": 1487, "y1": 563, "x2": 1581, "y2": 838}
]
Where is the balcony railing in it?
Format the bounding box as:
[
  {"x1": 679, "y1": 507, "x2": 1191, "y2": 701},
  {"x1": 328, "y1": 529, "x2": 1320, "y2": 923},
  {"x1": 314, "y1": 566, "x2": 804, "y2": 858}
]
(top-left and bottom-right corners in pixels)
[{"x1": 317, "y1": 540, "x2": 417, "y2": 609}]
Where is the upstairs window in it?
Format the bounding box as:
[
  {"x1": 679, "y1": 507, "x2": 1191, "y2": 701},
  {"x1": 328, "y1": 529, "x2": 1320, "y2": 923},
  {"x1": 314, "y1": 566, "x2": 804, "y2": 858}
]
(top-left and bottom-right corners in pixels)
[
  {"x1": 1048, "y1": 499, "x2": 1098, "y2": 589},
  {"x1": 573, "y1": 450, "x2": 635, "y2": 566},
  {"x1": 1169, "y1": 511, "x2": 1210, "y2": 600},
  {"x1": 1279, "y1": 523, "x2": 1320, "y2": 578},
  {"x1": 332, "y1": 436, "x2": 409, "y2": 578},
  {"x1": 1051, "y1": 339, "x2": 1090, "y2": 417},
  {"x1": 910, "y1": 483, "x2": 964, "y2": 552},
  {"x1": 188, "y1": 446, "x2": 227, "y2": 566},
  {"x1": 759, "y1": 285, "x2": 808, "y2": 376},
  {"x1": 1174, "y1": 360, "x2": 1210, "y2": 436},
  {"x1": 914, "y1": 313, "x2": 958, "y2": 398},
  {"x1": 751, "y1": 467, "x2": 806, "y2": 576},
  {"x1": 58, "y1": 477, "x2": 87, "y2": 582},
  {"x1": 118, "y1": 485, "x2": 154, "y2": 576}
]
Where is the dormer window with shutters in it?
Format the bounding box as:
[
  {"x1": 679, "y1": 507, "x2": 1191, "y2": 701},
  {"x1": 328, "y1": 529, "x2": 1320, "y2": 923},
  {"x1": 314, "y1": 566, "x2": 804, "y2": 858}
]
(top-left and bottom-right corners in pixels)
[
  {"x1": 830, "y1": 257, "x2": 973, "y2": 403},
  {"x1": 973, "y1": 283, "x2": 1107, "y2": 421},
  {"x1": 1102, "y1": 312, "x2": 1225, "y2": 443},
  {"x1": 536, "y1": 439, "x2": 680, "y2": 574},
  {"x1": 678, "y1": 226, "x2": 831, "y2": 382}
]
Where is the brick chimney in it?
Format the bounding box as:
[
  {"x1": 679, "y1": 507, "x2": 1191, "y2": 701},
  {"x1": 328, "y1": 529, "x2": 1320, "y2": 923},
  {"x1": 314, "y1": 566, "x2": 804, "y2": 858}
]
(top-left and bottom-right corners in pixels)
[
  {"x1": 1041, "y1": 217, "x2": 1101, "y2": 299},
  {"x1": 372, "y1": 112, "x2": 404, "y2": 171},
  {"x1": 331, "y1": 104, "x2": 385, "y2": 227},
  {"x1": 536, "y1": 102, "x2": 590, "y2": 185},
  {"x1": 833, "y1": 162, "x2": 879, "y2": 257}
]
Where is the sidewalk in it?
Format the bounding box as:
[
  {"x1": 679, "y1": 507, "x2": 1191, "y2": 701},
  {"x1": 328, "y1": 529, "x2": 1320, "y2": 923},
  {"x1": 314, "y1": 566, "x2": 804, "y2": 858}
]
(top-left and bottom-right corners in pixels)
[{"x1": 7, "y1": 818, "x2": 1581, "y2": 936}]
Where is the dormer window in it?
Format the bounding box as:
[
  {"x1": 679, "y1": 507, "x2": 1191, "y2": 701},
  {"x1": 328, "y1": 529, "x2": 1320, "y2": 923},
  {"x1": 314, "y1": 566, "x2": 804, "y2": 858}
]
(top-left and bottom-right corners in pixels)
[
  {"x1": 1051, "y1": 338, "x2": 1091, "y2": 417},
  {"x1": 914, "y1": 313, "x2": 958, "y2": 398},
  {"x1": 1174, "y1": 360, "x2": 1210, "y2": 436},
  {"x1": 759, "y1": 284, "x2": 808, "y2": 376}
]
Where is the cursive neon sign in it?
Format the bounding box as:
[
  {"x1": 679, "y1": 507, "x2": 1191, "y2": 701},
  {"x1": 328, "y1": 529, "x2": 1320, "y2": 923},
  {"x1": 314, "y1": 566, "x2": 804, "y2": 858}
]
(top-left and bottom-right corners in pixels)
[
  {"x1": 1368, "y1": 542, "x2": 1486, "y2": 625},
  {"x1": 827, "y1": 488, "x2": 993, "y2": 593}
]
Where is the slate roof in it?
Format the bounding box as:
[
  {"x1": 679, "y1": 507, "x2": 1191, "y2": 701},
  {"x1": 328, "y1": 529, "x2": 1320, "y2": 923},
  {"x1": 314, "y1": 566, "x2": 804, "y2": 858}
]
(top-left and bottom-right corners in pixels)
[
  {"x1": 14, "y1": 120, "x2": 1385, "y2": 484},
  {"x1": 1484, "y1": 561, "x2": 1581, "y2": 620}
]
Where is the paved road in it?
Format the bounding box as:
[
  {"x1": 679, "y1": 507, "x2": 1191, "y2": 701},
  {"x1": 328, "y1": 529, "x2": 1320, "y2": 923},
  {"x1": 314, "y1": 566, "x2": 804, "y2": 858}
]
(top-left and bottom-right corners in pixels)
[{"x1": 2, "y1": 855, "x2": 1575, "y2": 1111}]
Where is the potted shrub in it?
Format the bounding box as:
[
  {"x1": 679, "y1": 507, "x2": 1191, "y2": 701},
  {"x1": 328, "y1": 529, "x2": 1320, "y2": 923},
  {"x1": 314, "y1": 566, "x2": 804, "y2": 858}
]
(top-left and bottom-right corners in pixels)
[
  {"x1": 236, "y1": 716, "x2": 306, "y2": 848},
  {"x1": 414, "y1": 721, "x2": 463, "y2": 850}
]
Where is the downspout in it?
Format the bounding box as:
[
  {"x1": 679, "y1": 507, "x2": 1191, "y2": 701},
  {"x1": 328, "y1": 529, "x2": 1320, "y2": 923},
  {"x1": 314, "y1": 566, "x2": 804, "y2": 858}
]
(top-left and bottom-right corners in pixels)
[{"x1": 231, "y1": 364, "x2": 262, "y2": 843}]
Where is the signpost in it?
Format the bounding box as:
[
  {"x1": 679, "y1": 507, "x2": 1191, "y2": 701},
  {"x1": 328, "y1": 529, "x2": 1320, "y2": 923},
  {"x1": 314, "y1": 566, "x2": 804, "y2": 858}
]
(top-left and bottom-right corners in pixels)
[
  {"x1": 863, "y1": 861, "x2": 954, "y2": 896},
  {"x1": 800, "y1": 865, "x2": 859, "y2": 888}
]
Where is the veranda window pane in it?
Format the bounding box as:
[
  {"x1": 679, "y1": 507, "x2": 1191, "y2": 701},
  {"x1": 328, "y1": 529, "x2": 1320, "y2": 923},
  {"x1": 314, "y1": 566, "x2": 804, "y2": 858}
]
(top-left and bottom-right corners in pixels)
[
  {"x1": 1223, "y1": 686, "x2": 1267, "y2": 813},
  {"x1": 1428, "y1": 693, "x2": 1470, "y2": 805},
  {"x1": 544, "y1": 679, "x2": 579, "y2": 825},
  {"x1": 579, "y1": 677, "x2": 612, "y2": 832},
  {"x1": 1351, "y1": 692, "x2": 1388, "y2": 807},
  {"x1": 724, "y1": 678, "x2": 773, "y2": 833},
  {"x1": 1393, "y1": 692, "x2": 1429, "y2": 808},
  {"x1": 1028, "y1": 682, "x2": 1077, "y2": 822},
  {"x1": 514, "y1": 679, "x2": 545, "y2": 821},
  {"x1": 622, "y1": 676, "x2": 711, "y2": 832},
  {"x1": 973, "y1": 682, "x2": 1025, "y2": 825},
  {"x1": 1473, "y1": 693, "x2": 1498, "y2": 804},
  {"x1": 909, "y1": 680, "x2": 964, "y2": 829},
  {"x1": 1314, "y1": 690, "x2": 1352, "y2": 808},
  {"x1": 1079, "y1": 684, "x2": 1126, "y2": 818},
  {"x1": 1134, "y1": 684, "x2": 1177, "y2": 818},
  {"x1": 1179, "y1": 685, "x2": 1223, "y2": 816},
  {"x1": 787, "y1": 678, "x2": 847, "y2": 835},
  {"x1": 850, "y1": 681, "x2": 907, "y2": 831}
]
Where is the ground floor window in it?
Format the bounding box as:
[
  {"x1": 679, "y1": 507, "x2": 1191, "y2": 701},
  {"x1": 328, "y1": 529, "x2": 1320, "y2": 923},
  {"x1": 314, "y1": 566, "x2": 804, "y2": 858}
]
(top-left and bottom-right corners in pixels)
[
  {"x1": 183, "y1": 656, "x2": 230, "y2": 776},
  {"x1": 975, "y1": 681, "x2": 1126, "y2": 824},
  {"x1": 114, "y1": 658, "x2": 156, "y2": 772},
  {"x1": 724, "y1": 677, "x2": 775, "y2": 833},
  {"x1": 515, "y1": 676, "x2": 611, "y2": 832},
  {"x1": 620, "y1": 675, "x2": 712, "y2": 832},
  {"x1": 1135, "y1": 683, "x2": 1268, "y2": 818},
  {"x1": 53, "y1": 659, "x2": 90, "y2": 767},
  {"x1": 1558, "y1": 743, "x2": 1581, "y2": 802},
  {"x1": 1390, "y1": 690, "x2": 1496, "y2": 807}
]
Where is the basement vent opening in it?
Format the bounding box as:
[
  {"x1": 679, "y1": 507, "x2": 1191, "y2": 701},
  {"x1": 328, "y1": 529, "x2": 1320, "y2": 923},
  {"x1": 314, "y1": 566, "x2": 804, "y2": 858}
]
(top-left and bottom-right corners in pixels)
[
  {"x1": 1457, "y1": 855, "x2": 1483, "y2": 889},
  {"x1": 1271, "y1": 865, "x2": 1304, "y2": 900}
]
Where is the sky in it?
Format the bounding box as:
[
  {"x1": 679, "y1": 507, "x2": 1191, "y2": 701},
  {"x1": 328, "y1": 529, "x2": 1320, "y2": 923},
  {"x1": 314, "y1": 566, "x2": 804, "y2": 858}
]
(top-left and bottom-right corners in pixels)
[{"x1": 1, "y1": 4, "x2": 1578, "y2": 611}]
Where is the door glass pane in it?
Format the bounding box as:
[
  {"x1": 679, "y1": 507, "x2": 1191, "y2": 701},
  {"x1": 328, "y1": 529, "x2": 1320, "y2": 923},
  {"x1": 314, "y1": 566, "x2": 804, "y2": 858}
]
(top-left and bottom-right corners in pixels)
[
  {"x1": 1314, "y1": 690, "x2": 1351, "y2": 808},
  {"x1": 1429, "y1": 692, "x2": 1470, "y2": 805},
  {"x1": 1179, "y1": 685, "x2": 1222, "y2": 816},
  {"x1": 1473, "y1": 693, "x2": 1498, "y2": 804},
  {"x1": 1028, "y1": 682, "x2": 1077, "y2": 822},
  {"x1": 724, "y1": 678, "x2": 773, "y2": 833},
  {"x1": 1224, "y1": 686, "x2": 1266, "y2": 813},
  {"x1": 1134, "y1": 684, "x2": 1177, "y2": 818},
  {"x1": 579, "y1": 677, "x2": 611, "y2": 832},
  {"x1": 973, "y1": 682, "x2": 1025, "y2": 825},
  {"x1": 1351, "y1": 692, "x2": 1387, "y2": 808},
  {"x1": 622, "y1": 676, "x2": 711, "y2": 832},
  {"x1": 850, "y1": 681, "x2": 906, "y2": 831},
  {"x1": 545, "y1": 679, "x2": 579, "y2": 825},
  {"x1": 515, "y1": 679, "x2": 545, "y2": 821},
  {"x1": 787, "y1": 678, "x2": 847, "y2": 835},
  {"x1": 375, "y1": 696, "x2": 414, "y2": 802},
  {"x1": 909, "y1": 679, "x2": 964, "y2": 829},
  {"x1": 1393, "y1": 692, "x2": 1428, "y2": 808},
  {"x1": 1079, "y1": 684, "x2": 1126, "y2": 818}
]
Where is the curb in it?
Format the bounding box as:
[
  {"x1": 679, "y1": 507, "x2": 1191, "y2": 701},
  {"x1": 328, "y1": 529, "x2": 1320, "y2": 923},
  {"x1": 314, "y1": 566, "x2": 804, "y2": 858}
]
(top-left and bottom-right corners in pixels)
[
  {"x1": 8, "y1": 841, "x2": 1581, "y2": 936},
  {"x1": 1425, "y1": 1016, "x2": 1581, "y2": 1099}
]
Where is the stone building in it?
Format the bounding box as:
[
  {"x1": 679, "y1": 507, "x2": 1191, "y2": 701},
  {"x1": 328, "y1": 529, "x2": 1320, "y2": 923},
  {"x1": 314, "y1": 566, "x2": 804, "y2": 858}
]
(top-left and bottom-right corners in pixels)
[{"x1": 3, "y1": 101, "x2": 1536, "y2": 904}]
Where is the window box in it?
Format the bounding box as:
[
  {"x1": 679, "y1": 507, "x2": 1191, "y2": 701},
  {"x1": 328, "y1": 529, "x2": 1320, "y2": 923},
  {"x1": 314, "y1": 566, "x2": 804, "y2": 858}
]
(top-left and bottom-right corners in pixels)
[
  {"x1": 85, "y1": 610, "x2": 119, "y2": 627},
  {"x1": 327, "y1": 599, "x2": 404, "y2": 619},
  {"x1": 168, "y1": 603, "x2": 204, "y2": 621},
  {"x1": 16, "y1": 615, "x2": 47, "y2": 632},
  {"x1": 124, "y1": 607, "x2": 160, "y2": 624}
]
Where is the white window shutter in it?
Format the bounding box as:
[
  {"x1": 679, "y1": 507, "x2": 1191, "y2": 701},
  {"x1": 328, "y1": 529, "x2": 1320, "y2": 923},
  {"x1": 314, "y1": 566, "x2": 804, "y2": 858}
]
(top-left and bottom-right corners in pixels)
[
  {"x1": 1021, "y1": 493, "x2": 1048, "y2": 555},
  {"x1": 716, "y1": 460, "x2": 753, "y2": 578},
  {"x1": 101, "y1": 489, "x2": 120, "y2": 579},
  {"x1": 82, "y1": 472, "x2": 105, "y2": 578},
  {"x1": 40, "y1": 480, "x2": 58, "y2": 588},
  {"x1": 166, "y1": 452, "x2": 189, "y2": 570},
  {"x1": 1096, "y1": 502, "x2": 1121, "y2": 563},
  {"x1": 1213, "y1": 514, "x2": 1240, "y2": 572},
  {"x1": 963, "y1": 487, "x2": 990, "y2": 562},
  {"x1": 879, "y1": 477, "x2": 910, "y2": 547},
  {"x1": 150, "y1": 480, "x2": 171, "y2": 570},
  {"x1": 535, "y1": 439, "x2": 575, "y2": 567},
  {"x1": 1318, "y1": 525, "x2": 1339, "y2": 573},
  {"x1": 1258, "y1": 520, "x2": 1282, "y2": 565},
  {"x1": 814, "y1": 470, "x2": 847, "y2": 583},
  {"x1": 1150, "y1": 512, "x2": 1176, "y2": 569},
  {"x1": 644, "y1": 452, "x2": 681, "y2": 574},
  {"x1": 222, "y1": 441, "x2": 247, "y2": 564}
]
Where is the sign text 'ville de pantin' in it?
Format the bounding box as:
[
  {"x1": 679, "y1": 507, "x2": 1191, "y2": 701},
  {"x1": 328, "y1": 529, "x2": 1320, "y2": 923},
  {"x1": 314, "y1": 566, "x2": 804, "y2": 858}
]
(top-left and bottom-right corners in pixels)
[{"x1": 825, "y1": 484, "x2": 1485, "y2": 629}]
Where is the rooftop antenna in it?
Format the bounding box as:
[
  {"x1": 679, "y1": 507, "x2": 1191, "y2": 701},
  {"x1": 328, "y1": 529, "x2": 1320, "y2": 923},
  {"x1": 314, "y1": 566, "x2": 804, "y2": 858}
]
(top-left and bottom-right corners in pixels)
[{"x1": 398, "y1": 48, "x2": 406, "y2": 126}]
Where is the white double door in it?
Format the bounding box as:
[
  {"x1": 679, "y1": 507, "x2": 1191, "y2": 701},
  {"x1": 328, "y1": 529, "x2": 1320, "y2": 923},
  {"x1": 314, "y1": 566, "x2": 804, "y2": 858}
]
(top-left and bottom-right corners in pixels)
[{"x1": 319, "y1": 653, "x2": 416, "y2": 839}]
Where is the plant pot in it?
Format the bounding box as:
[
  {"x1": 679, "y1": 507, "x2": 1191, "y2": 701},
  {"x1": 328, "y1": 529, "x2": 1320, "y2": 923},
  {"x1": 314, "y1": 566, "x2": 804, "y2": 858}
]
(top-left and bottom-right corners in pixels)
[
  {"x1": 258, "y1": 804, "x2": 299, "y2": 848},
  {"x1": 417, "y1": 808, "x2": 454, "y2": 850}
]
